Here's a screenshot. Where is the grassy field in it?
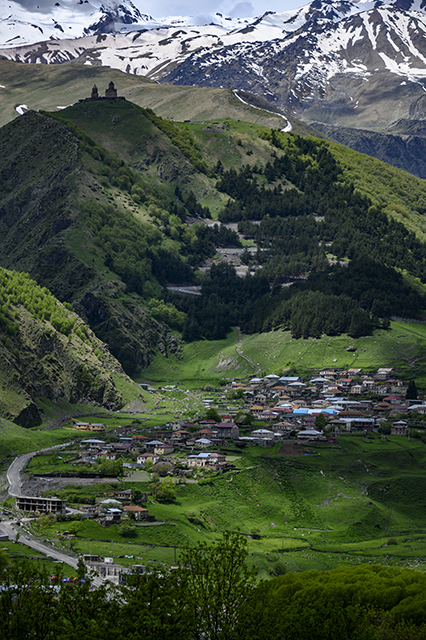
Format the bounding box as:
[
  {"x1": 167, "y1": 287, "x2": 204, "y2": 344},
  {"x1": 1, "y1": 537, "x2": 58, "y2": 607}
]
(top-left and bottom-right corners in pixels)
[
  {"x1": 24, "y1": 433, "x2": 426, "y2": 578},
  {"x1": 142, "y1": 320, "x2": 426, "y2": 386},
  {"x1": 0, "y1": 418, "x2": 76, "y2": 460},
  {"x1": 0, "y1": 60, "x2": 286, "y2": 130}
]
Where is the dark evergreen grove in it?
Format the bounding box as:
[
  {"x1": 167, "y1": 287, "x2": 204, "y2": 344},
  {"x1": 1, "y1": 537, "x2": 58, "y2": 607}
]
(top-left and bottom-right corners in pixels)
[
  {"x1": 2, "y1": 533, "x2": 426, "y2": 640},
  {"x1": 169, "y1": 132, "x2": 426, "y2": 341}
]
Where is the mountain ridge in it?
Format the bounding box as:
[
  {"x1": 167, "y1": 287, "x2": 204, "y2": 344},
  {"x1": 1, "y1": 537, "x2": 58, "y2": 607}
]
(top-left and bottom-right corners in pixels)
[{"x1": 3, "y1": 0, "x2": 426, "y2": 137}]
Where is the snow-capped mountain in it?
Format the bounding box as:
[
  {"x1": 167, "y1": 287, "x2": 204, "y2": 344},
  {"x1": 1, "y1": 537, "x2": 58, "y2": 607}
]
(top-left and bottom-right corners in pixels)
[
  {"x1": 0, "y1": 0, "x2": 252, "y2": 48},
  {"x1": 161, "y1": 2, "x2": 426, "y2": 117},
  {"x1": 3, "y1": 0, "x2": 426, "y2": 128},
  {"x1": 0, "y1": 0, "x2": 152, "y2": 46}
]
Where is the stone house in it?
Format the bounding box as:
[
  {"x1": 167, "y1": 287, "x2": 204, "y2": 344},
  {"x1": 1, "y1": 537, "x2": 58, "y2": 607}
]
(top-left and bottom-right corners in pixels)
[{"x1": 215, "y1": 422, "x2": 239, "y2": 439}]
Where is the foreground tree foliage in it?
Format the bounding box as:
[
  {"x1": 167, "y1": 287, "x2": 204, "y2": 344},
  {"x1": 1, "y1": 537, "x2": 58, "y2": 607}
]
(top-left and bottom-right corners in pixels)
[
  {"x1": 178, "y1": 531, "x2": 258, "y2": 640},
  {"x1": 3, "y1": 535, "x2": 426, "y2": 639}
]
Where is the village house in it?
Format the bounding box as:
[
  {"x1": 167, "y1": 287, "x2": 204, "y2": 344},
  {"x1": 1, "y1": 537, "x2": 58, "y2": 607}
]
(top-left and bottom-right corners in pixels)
[
  {"x1": 194, "y1": 438, "x2": 213, "y2": 448},
  {"x1": 137, "y1": 453, "x2": 159, "y2": 466},
  {"x1": 195, "y1": 428, "x2": 215, "y2": 439},
  {"x1": 154, "y1": 444, "x2": 175, "y2": 456},
  {"x1": 250, "y1": 405, "x2": 266, "y2": 418},
  {"x1": 336, "y1": 417, "x2": 376, "y2": 431},
  {"x1": 251, "y1": 428, "x2": 275, "y2": 439},
  {"x1": 187, "y1": 453, "x2": 212, "y2": 468},
  {"x1": 391, "y1": 421, "x2": 408, "y2": 436},
  {"x1": 186, "y1": 452, "x2": 226, "y2": 468},
  {"x1": 376, "y1": 368, "x2": 393, "y2": 380},
  {"x1": 296, "y1": 429, "x2": 324, "y2": 440},
  {"x1": 114, "y1": 489, "x2": 132, "y2": 501},
  {"x1": 350, "y1": 385, "x2": 364, "y2": 395},
  {"x1": 122, "y1": 505, "x2": 151, "y2": 520},
  {"x1": 215, "y1": 422, "x2": 239, "y2": 440},
  {"x1": 252, "y1": 391, "x2": 268, "y2": 403},
  {"x1": 145, "y1": 440, "x2": 166, "y2": 451},
  {"x1": 132, "y1": 434, "x2": 149, "y2": 443},
  {"x1": 99, "y1": 508, "x2": 122, "y2": 527},
  {"x1": 112, "y1": 443, "x2": 133, "y2": 455},
  {"x1": 75, "y1": 422, "x2": 90, "y2": 430},
  {"x1": 170, "y1": 430, "x2": 191, "y2": 444}
]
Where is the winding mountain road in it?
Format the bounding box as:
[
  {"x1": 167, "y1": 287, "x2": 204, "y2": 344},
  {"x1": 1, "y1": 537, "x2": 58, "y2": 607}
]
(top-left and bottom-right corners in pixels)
[{"x1": 2, "y1": 444, "x2": 105, "y2": 587}]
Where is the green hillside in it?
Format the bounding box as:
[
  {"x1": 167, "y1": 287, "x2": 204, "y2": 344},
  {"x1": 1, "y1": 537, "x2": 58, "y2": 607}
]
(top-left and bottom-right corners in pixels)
[
  {"x1": 2, "y1": 92, "x2": 426, "y2": 421},
  {"x1": 0, "y1": 267, "x2": 141, "y2": 426},
  {"x1": 37, "y1": 434, "x2": 426, "y2": 577},
  {"x1": 0, "y1": 59, "x2": 289, "y2": 130}
]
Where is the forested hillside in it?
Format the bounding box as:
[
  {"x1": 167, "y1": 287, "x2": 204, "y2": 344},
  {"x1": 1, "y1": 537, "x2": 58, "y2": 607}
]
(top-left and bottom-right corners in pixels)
[
  {"x1": 1, "y1": 97, "x2": 426, "y2": 396},
  {"x1": 167, "y1": 132, "x2": 426, "y2": 341},
  {"x1": 0, "y1": 267, "x2": 129, "y2": 426}
]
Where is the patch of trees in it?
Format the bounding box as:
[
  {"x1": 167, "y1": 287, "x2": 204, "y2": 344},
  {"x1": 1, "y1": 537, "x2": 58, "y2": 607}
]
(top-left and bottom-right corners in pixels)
[
  {"x1": 149, "y1": 473, "x2": 176, "y2": 501},
  {"x1": 147, "y1": 299, "x2": 187, "y2": 330},
  {"x1": 257, "y1": 289, "x2": 373, "y2": 338},
  {"x1": 0, "y1": 268, "x2": 76, "y2": 341},
  {"x1": 298, "y1": 259, "x2": 424, "y2": 319},
  {"x1": 3, "y1": 534, "x2": 426, "y2": 639},
  {"x1": 239, "y1": 258, "x2": 421, "y2": 337},
  {"x1": 81, "y1": 201, "x2": 195, "y2": 292},
  {"x1": 253, "y1": 563, "x2": 426, "y2": 639},
  {"x1": 166, "y1": 263, "x2": 270, "y2": 341}
]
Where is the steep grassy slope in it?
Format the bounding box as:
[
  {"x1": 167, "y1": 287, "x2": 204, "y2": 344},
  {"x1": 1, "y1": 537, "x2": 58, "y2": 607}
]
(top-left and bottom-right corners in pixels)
[
  {"x1": 143, "y1": 320, "x2": 426, "y2": 386},
  {"x1": 0, "y1": 267, "x2": 136, "y2": 426}
]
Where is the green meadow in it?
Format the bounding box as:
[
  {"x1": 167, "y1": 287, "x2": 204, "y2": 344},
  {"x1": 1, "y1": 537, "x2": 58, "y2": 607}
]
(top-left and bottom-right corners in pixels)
[
  {"x1": 0, "y1": 418, "x2": 76, "y2": 460},
  {"x1": 142, "y1": 320, "x2": 426, "y2": 386}
]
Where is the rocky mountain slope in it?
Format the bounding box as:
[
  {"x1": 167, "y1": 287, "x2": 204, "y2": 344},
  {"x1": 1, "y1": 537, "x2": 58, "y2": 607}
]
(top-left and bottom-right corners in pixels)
[
  {"x1": 0, "y1": 267, "x2": 127, "y2": 427},
  {"x1": 0, "y1": 106, "x2": 182, "y2": 377}
]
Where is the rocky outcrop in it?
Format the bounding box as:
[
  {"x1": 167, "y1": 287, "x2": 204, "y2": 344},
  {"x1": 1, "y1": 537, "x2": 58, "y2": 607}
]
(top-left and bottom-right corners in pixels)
[{"x1": 0, "y1": 302, "x2": 127, "y2": 427}]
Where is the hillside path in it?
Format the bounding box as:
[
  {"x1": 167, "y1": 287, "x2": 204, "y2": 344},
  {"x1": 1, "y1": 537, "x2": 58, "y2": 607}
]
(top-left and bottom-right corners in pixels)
[{"x1": 235, "y1": 327, "x2": 261, "y2": 374}]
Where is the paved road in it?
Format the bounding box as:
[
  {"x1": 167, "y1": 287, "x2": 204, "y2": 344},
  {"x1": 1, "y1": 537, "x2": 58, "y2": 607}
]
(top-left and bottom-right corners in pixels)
[
  {"x1": 0, "y1": 519, "x2": 104, "y2": 588},
  {"x1": 7, "y1": 452, "x2": 36, "y2": 496},
  {"x1": 2, "y1": 442, "x2": 105, "y2": 588},
  {"x1": 7, "y1": 443, "x2": 73, "y2": 497}
]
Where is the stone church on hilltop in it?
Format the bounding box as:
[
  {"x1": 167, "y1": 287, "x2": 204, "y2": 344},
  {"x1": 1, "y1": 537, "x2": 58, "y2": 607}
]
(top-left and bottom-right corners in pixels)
[{"x1": 88, "y1": 81, "x2": 124, "y2": 101}]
